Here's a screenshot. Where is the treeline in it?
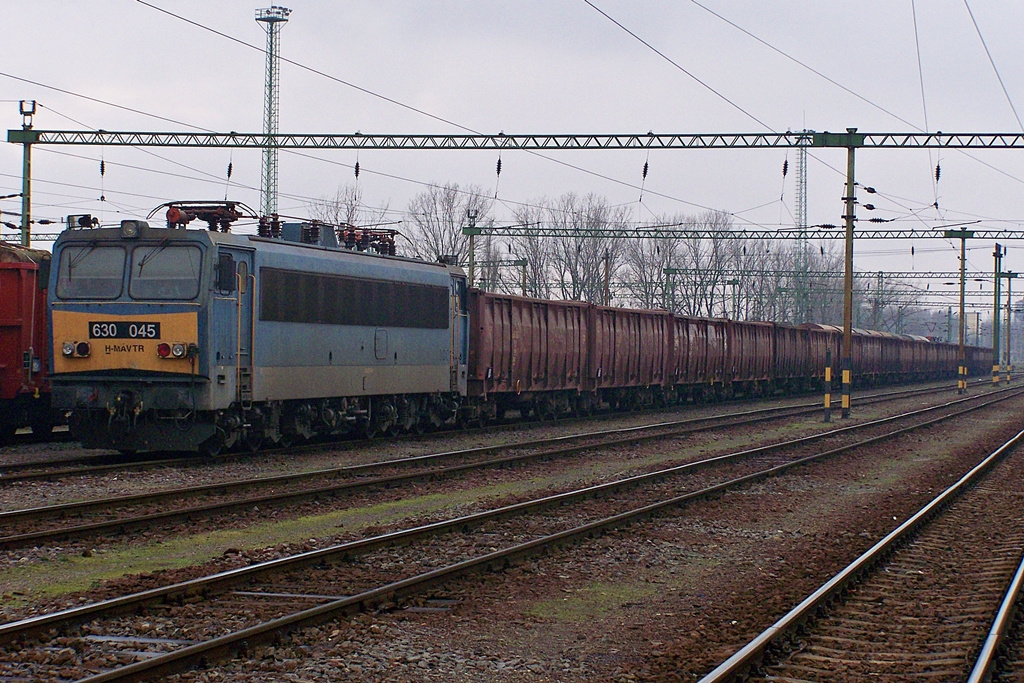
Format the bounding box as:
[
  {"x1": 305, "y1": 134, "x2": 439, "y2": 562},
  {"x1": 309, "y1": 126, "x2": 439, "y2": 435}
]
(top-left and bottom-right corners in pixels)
[{"x1": 310, "y1": 182, "x2": 960, "y2": 335}]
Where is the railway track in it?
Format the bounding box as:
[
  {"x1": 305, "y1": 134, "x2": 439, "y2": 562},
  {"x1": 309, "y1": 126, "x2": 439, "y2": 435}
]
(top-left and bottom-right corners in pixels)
[
  {"x1": 0, "y1": 382, "x2": 1006, "y2": 551},
  {"x1": 0, "y1": 385, "x2": 1020, "y2": 681},
  {"x1": 0, "y1": 380, "x2": 981, "y2": 485},
  {"x1": 697, "y1": 424, "x2": 1024, "y2": 683}
]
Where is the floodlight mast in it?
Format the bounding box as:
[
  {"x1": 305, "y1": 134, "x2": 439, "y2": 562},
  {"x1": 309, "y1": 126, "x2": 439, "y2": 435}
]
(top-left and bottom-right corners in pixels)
[{"x1": 256, "y1": 6, "x2": 290, "y2": 219}]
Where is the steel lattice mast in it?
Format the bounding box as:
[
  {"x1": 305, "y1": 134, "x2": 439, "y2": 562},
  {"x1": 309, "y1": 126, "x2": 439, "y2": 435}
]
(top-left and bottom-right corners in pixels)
[
  {"x1": 794, "y1": 130, "x2": 811, "y2": 322},
  {"x1": 256, "y1": 6, "x2": 290, "y2": 218}
]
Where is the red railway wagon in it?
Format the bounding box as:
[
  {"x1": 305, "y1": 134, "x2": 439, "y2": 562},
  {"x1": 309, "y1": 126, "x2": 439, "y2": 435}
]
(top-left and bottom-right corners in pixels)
[
  {"x1": 802, "y1": 323, "x2": 841, "y2": 388},
  {"x1": 0, "y1": 243, "x2": 55, "y2": 439},
  {"x1": 467, "y1": 289, "x2": 589, "y2": 419},
  {"x1": 669, "y1": 316, "x2": 725, "y2": 401},
  {"x1": 589, "y1": 305, "x2": 672, "y2": 408},
  {"x1": 683, "y1": 317, "x2": 727, "y2": 400},
  {"x1": 727, "y1": 320, "x2": 774, "y2": 395},
  {"x1": 772, "y1": 324, "x2": 807, "y2": 392}
]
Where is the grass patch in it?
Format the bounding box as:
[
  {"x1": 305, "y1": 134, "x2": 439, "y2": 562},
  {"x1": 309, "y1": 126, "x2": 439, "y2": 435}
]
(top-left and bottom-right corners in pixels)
[
  {"x1": 527, "y1": 581, "x2": 658, "y2": 622},
  {"x1": 1, "y1": 463, "x2": 633, "y2": 604}
]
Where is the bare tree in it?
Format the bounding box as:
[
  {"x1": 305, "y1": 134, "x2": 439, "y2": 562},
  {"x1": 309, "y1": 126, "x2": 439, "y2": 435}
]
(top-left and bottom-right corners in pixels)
[
  {"x1": 670, "y1": 211, "x2": 730, "y2": 317},
  {"x1": 621, "y1": 216, "x2": 680, "y2": 310},
  {"x1": 405, "y1": 183, "x2": 492, "y2": 265},
  {"x1": 510, "y1": 204, "x2": 554, "y2": 299},
  {"x1": 546, "y1": 193, "x2": 629, "y2": 304},
  {"x1": 308, "y1": 184, "x2": 390, "y2": 228}
]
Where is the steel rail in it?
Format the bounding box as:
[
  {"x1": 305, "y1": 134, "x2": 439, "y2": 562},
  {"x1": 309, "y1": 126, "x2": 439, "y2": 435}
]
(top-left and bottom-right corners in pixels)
[
  {"x1": 966, "y1": 548, "x2": 1024, "y2": 682},
  {"x1": 61, "y1": 389, "x2": 1024, "y2": 681},
  {"x1": 0, "y1": 383, "x2": 993, "y2": 550},
  {"x1": 696, "y1": 427, "x2": 1024, "y2": 683},
  {"x1": 2, "y1": 386, "x2": 1019, "y2": 658},
  {"x1": 0, "y1": 379, "x2": 957, "y2": 485}
]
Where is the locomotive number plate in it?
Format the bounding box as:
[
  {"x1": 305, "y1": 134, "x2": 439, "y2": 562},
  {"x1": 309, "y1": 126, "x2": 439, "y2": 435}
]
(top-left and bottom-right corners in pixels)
[{"x1": 88, "y1": 321, "x2": 161, "y2": 339}]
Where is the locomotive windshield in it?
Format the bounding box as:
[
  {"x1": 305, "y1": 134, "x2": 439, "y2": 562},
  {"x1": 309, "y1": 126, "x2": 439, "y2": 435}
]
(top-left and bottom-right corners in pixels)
[
  {"x1": 55, "y1": 245, "x2": 126, "y2": 300},
  {"x1": 56, "y1": 243, "x2": 203, "y2": 301},
  {"x1": 129, "y1": 244, "x2": 202, "y2": 300}
]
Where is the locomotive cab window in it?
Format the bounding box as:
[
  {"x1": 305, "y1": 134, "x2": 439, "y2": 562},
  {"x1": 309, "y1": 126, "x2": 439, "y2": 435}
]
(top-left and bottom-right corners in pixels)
[
  {"x1": 215, "y1": 253, "x2": 236, "y2": 293},
  {"x1": 129, "y1": 244, "x2": 203, "y2": 300},
  {"x1": 56, "y1": 245, "x2": 126, "y2": 300}
]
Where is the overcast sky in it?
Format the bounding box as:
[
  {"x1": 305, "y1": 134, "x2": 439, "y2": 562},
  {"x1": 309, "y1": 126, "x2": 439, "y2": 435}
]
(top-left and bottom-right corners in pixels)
[{"x1": 3, "y1": 1, "x2": 1023, "y2": 303}]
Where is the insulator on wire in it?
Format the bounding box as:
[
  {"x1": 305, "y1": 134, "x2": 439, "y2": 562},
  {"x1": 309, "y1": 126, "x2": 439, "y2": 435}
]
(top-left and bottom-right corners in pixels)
[
  {"x1": 227, "y1": 162, "x2": 233, "y2": 179},
  {"x1": 782, "y1": 159, "x2": 788, "y2": 178},
  {"x1": 100, "y1": 160, "x2": 105, "y2": 177},
  {"x1": 496, "y1": 157, "x2": 502, "y2": 176},
  {"x1": 642, "y1": 161, "x2": 649, "y2": 180},
  {"x1": 935, "y1": 163, "x2": 941, "y2": 182},
  {"x1": 911, "y1": 246, "x2": 915, "y2": 256},
  {"x1": 354, "y1": 160, "x2": 360, "y2": 179}
]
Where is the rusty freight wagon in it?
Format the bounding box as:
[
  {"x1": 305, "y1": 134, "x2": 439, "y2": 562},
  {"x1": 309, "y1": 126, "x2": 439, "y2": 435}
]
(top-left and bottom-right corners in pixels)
[
  {"x1": 467, "y1": 290, "x2": 589, "y2": 420},
  {"x1": 589, "y1": 305, "x2": 672, "y2": 409}
]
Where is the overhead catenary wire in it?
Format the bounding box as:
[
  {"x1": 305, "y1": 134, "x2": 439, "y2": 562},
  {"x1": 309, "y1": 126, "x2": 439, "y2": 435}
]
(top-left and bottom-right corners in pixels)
[
  {"x1": 911, "y1": 0, "x2": 942, "y2": 216},
  {"x1": 963, "y1": 0, "x2": 1024, "y2": 132},
  {"x1": 4, "y1": 4, "x2": 1019, "y2": 242}
]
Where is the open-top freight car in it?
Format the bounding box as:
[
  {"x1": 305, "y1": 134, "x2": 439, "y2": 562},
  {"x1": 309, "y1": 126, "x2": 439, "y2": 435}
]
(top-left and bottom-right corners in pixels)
[{"x1": 0, "y1": 242, "x2": 56, "y2": 439}]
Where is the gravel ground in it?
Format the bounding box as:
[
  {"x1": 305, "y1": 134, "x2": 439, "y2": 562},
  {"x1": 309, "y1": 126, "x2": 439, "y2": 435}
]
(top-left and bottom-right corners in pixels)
[
  {"x1": 157, "y1": 392, "x2": 1024, "y2": 682},
  {"x1": 0, "y1": 383, "x2": 1016, "y2": 682}
]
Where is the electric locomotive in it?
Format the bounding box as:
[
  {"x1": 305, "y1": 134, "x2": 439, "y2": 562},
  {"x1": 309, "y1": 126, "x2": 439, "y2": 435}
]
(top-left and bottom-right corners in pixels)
[{"x1": 49, "y1": 202, "x2": 469, "y2": 454}]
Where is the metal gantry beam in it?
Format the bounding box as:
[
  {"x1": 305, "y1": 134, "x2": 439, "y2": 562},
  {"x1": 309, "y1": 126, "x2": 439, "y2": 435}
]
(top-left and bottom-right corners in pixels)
[
  {"x1": 463, "y1": 226, "x2": 1024, "y2": 240},
  {"x1": 9, "y1": 129, "x2": 1024, "y2": 150},
  {"x1": 663, "y1": 268, "x2": 996, "y2": 281}
]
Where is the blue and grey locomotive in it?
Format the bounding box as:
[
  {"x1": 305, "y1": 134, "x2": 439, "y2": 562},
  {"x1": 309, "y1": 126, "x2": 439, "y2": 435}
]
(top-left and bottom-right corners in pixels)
[{"x1": 49, "y1": 202, "x2": 468, "y2": 454}]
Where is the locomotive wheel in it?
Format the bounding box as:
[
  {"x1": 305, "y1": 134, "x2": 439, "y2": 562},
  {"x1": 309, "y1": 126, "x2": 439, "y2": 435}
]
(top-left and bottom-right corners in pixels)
[
  {"x1": 244, "y1": 430, "x2": 263, "y2": 453},
  {"x1": 200, "y1": 432, "x2": 224, "y2": 457}
]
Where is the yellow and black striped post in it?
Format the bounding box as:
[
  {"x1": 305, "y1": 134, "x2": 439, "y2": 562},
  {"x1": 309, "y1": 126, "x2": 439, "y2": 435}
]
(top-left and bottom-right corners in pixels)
[
  {"x1": 841, "y1": 357, "x2": 851, "y2": 419},
  {"x1": 958, "y1": 363, "x2": 968, "y2": 393},
  {"x1": 823, "y1": 350, "x2": 832, "y2": 423},
  {"x1": 993, "y1": 362, "x2": 1001, "y2": 386}
]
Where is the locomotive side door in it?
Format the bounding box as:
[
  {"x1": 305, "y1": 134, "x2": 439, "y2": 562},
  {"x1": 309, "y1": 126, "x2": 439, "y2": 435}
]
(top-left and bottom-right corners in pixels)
[
  {"x1": 211, "y1": 247, "x2": 256, "y2": 407},
  {"x1": 450, "y1": 274, "x2": 468, "y2": 394}
]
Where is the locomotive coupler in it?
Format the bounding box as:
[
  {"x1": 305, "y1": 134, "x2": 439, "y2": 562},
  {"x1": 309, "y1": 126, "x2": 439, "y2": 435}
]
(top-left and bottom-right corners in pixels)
[{"x1": 107, "y1": 390, "x2": 143, "y2": 429}]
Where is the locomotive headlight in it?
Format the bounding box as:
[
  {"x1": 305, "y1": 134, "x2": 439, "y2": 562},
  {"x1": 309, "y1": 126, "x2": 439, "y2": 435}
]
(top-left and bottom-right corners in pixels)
[
  {"x1": 120, "y1": 219, "x2": 147, "y2": 239},
  {"x1": 75, "y1": 341, "x2": 91, "y2": 357},
  {"x1": 62, "y1": 341, "x2": 75, "y2": 357},
  {"x1": 171, "y1": 342, "x2": 187, "y2": 358},
  {"x1": 157, "y1": 343, "x2": 171, "y2": 358}
]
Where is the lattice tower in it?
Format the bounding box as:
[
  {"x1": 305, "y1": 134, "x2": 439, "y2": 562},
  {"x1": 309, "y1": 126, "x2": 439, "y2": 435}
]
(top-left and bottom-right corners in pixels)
[{"x1": 256, "y1": 6, "x2": 290, "y2": 218}]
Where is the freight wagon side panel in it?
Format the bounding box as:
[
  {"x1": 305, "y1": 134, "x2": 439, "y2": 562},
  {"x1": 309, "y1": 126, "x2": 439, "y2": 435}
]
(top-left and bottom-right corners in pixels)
[
  {"x1": 706, "y1": 319, "x2": 727, "y2": 385},
  {"x1": 727, "y1": 321, "x2": 773, "y2": 385},
  {"x1": 590, "y1": 306, "x2": 669, "y2": 390},
  {"x1": 0, "y1": 262, "x2": 48, "y2": 401},
  {"x1": 468, "y1": 291, "x2": 587, "y2": 397},
  {"x1": 773, "y1": 324, "x2": 804, "y2": 383}
]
